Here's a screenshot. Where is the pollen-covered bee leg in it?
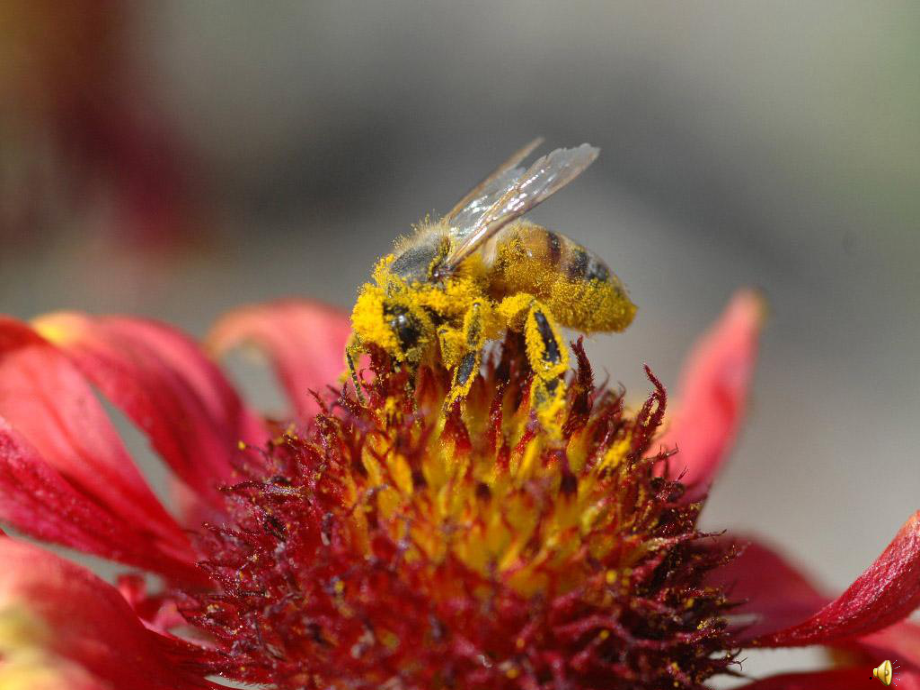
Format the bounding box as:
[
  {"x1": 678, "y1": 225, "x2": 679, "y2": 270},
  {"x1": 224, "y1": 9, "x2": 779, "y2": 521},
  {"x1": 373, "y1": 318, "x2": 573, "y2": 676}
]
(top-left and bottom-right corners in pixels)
[
  {"x1": 345, "y1": 337, "x2": 366, "y2": 405},
  {"x1": 522, "y1": 301, "x2": 569, "y2": 433},
  {"x1": 446, "y1": 300, "x2": 488, "y2": 407},
  {"x1": 437, "y1": 325, "x2": 465, "y2": 370}
]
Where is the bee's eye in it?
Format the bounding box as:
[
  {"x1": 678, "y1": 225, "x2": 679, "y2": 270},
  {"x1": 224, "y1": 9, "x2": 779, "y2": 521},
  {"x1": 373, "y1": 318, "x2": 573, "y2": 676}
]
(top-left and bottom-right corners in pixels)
[{"x1": 387, "y1": 307, "x2": 422, "y2": 350}]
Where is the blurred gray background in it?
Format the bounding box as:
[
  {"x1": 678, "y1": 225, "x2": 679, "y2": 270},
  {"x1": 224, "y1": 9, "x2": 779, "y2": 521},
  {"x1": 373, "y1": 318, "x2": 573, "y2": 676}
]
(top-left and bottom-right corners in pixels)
[{"x1": 2, "y1": 2, "x2": 918, "y2": 683}]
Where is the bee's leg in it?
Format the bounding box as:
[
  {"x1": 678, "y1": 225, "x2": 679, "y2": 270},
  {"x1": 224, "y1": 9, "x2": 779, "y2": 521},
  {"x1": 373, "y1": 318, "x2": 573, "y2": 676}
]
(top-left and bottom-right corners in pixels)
[
  {"x1": 520, "y1": 300, "x2": 569, "y2": 433},
  {"x1": 497, "y1": 295, "x2": 570, "y2": 378},
  {"x1": 446, "y1": 300, "x2": 488, "y2": 406},
  {"x1": 437, "y1": 325, "x2": 466, "y2": 370},
  {"x1": 345, "y1": 336, "x2": 366, "y2": 405}
]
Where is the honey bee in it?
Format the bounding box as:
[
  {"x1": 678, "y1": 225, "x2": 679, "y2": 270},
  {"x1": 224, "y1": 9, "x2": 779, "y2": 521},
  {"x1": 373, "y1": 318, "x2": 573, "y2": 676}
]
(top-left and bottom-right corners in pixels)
[{"x1": 348, "y1": 139, "x2": 636, "y2": 430}]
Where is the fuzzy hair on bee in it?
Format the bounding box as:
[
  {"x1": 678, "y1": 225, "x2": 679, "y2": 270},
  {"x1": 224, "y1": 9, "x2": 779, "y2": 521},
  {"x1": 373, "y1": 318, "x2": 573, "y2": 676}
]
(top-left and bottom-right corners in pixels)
[{"x1": 349, "y1": 139, "x2": 636, "y2": 434}]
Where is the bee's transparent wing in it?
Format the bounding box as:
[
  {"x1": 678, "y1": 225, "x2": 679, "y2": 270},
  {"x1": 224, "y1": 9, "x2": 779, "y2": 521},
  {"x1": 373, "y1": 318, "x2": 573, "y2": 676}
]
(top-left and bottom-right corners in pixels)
[
  {"x1": 445, "y1": 137, "x2": 543, "y2": 240},
  {"x1": 442, "y1": 143, "x2": 599, "y2": 273},
  {"x1": 447, "y1": 166, "x2": 526, "y2": 241}
]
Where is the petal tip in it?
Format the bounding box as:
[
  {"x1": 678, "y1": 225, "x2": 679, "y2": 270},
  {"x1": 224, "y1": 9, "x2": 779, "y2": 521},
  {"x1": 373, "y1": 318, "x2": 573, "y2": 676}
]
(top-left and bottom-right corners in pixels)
[
  {"x1": 659, "y1": 289, "x2": 766, "y2": 500},
  {"x1": 736, "y1": 288, "x2": 769, "y2": 327},
  {"x1": 30, "y1": 313, "x2": 83, "y2": 347}
]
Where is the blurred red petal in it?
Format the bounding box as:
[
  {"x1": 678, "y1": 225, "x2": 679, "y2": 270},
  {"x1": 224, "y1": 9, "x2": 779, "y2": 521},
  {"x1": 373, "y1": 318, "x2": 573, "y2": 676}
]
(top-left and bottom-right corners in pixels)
[
  {"x1": 657, "y1": 290, "x2": 765, "y2": 501},
  {"x1": 33, "y1": 312, "x2": 268, "y2": 503},
  {"x1": 736, "y1": 668, "x2": 920, "y2": 690},
  {"x1": 117, "y1": 574, "x2": 186, "y2": 635},
  {"x1": 850, "y1": 619, "x2": 920, "y2": 671},
  {"x1": 171, "y1": 475, "x2": 228, "y2": 530},
  {"x1": 755, "y1": 511, "x2": 920, "y2": 647},
  {"x1": 0, "y1": 318, "x2": 192, "y2": 553},
  {"x1": 0, "y1": 537, "x2": 214, "y2": 689},
  {"x1": 208, "y1": 299, "x2": 352, "y2": 418},
  {"x1": 98, "y1": 317, "x2": 267, "y2": 444},
  {"x1": 0, "y1": 417, "x2": 200, "y2": 581},
  {"x1": 708, "y1": 536, "x2": 827, "y2": 640}
]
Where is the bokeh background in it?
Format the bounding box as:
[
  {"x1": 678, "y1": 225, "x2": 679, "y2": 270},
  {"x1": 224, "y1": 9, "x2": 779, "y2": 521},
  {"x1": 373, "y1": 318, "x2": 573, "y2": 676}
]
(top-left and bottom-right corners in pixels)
[{"x1": 2, "y1": 2, "x2": 919, "y2": 684}]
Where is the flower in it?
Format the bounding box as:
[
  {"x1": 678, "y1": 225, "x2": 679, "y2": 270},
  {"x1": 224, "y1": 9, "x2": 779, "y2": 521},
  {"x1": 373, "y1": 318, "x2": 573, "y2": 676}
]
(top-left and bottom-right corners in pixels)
[{"x1": 0, "y1": 292, "x2": 916, "y2": 689}]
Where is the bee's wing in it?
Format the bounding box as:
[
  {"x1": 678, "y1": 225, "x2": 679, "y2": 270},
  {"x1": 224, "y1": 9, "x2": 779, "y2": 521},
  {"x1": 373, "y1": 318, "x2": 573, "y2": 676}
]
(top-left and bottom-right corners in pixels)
[
  {"x1": 441, "y1": 143, "x2": 599, "y2": 273},
  {"x1": 445, "y1": 137, "x2": 544, "y2": 238}
]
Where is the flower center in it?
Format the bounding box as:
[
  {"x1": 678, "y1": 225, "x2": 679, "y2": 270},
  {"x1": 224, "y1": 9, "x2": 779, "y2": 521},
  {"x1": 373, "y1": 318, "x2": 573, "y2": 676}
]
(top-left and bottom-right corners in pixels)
[{"x1": 183, "y1": 336, "x2": 737, "y2": 689}]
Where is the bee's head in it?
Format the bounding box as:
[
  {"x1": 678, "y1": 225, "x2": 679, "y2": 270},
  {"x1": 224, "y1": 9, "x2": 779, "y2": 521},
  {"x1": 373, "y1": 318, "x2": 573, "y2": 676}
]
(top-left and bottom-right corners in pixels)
[
  {"x1": 351, "y1": 285, "x2": 431, "y2": 363},
  {"x1": 384, "y1": 304, "x2": 423, "y2": 353}
]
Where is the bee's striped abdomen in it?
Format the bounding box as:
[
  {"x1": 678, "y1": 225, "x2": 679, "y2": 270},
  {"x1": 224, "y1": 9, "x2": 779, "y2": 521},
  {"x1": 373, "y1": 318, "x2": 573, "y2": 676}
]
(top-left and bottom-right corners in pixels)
[
  {"x1": 489, "y1": 223, "x2": 636, "y2": 333},
  {"x1": 545, "y1": 230, "x2": 563, "y2": 266}
]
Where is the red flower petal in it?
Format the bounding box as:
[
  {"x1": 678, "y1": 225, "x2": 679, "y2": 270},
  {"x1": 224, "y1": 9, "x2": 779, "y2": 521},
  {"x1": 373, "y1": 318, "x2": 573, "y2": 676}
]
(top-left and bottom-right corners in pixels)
[
  {"x1": 736, "y1": 668, "x2": 920, "y2": 690},
  {"x1": 0, "y1": 318, "x2": 193, "y2": 559},
  {"x1": 713, "y1": 533, "x2": 920, "y2": 668},
  {"x1": 851, "y1": 619, "x2": 920, "y2": 671},
  {"x1": 708, "y1": 535, "x2": 827, "y2": 640},
  {"x1": 33, "y1": 312, "x2": 268, "y2": 503},
  {"x1": 0, "y1": 537, "x2": 214, "y2": 690},
  {"x1": 754, "y1": 511, "x2": 920, "y2": 647},
  {"x1": 0, "y1": 417, "x2": 200, "y2": 582},
  {"x1": 207, "y1": 299, "x2": 352, "y2": 418},
  {"x1": 656, "y1": 290, "x2": 764, "y2": 501}
]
